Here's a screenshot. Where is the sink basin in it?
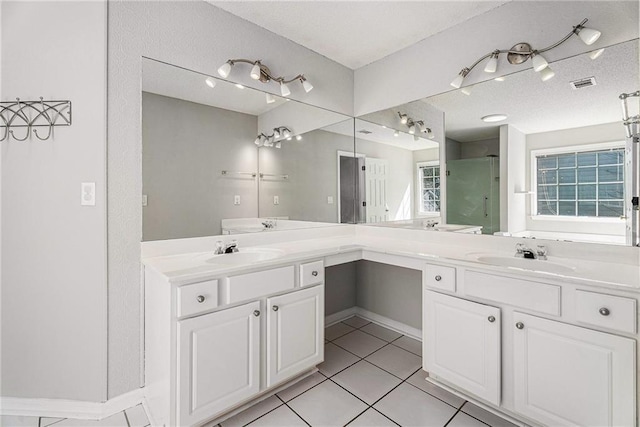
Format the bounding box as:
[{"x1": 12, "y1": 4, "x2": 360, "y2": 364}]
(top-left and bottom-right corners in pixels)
[
  {"x1": 473, "y1": 255, "x2": 576, "y2": 275},
  {"x1": 195, "y1": 247, "x2": 285, "y2": 265}
]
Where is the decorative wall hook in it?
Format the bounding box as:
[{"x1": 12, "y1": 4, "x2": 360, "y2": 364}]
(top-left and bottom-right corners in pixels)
[
  {"x1": 217, "y1": 59, "x2": 312, "y2": 97},
  {"x1": 0, "y1": 97, "x2": 72, "y2": 141}
]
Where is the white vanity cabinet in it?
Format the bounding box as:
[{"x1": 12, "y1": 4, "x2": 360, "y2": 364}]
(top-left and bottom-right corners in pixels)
[
  {"x1": 423, "y1": 290, "x2": 501, "y2": 405},
  {"x1": 423, "y1": 262, "x2": 638, "y2": 427},
  {"x1": 144, "y1": 260, "x2": 325, "y2": 427}
]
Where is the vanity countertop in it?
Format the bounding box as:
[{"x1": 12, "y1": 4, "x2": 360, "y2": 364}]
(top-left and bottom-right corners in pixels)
[{"x1": 142, "y1": 232, "x2": 640, "y2": 292}]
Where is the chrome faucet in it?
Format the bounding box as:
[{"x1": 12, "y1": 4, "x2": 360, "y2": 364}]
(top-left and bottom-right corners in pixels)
[
  {"x1": 214, "y1": 240, "x2": 239, "y2": 254},
  {"x1": 515, "y1": 242, "x2": 547, "y2": 260},
  {"x1": 262, "y1": 219, "x2": 276, "y2": 229}
]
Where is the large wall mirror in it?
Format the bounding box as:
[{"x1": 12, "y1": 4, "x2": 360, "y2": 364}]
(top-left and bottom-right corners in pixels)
[
  {"x1": 357, "y1": 39, "x2": 639, "y2": 245},
  {"x1": 141, "y1": 58, "x2": 355, "y2": 241}
]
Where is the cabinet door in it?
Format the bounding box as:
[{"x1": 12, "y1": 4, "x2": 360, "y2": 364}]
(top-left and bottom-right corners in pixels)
[
  {"x1": 424, "y1": 291, "x2": 501, "y2": 405},
  {"x1": 266, "y1": 285, "x2": 324, "y2": 387},
  {"x1": 177, "y1": 301, "x2": 261, "y2": 426},
  {"x1": 513, "y1": 312, "x2": 636, "y2": 427}
]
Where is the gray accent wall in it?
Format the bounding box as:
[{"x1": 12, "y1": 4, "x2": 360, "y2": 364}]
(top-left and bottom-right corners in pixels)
[{"x1": 142, "y1": 93, "x2": 259, "y2": 240}]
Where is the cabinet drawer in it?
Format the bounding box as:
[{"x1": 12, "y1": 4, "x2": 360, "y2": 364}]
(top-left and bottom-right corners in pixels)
[
  {"x1": 177, "y1": 279, "x2": 218, "y2": 317},
  {"x1": 225, "y1": 266, "x2": 294, "y2": 304},
  {"x1": 300, "y1": 260, "x2": 324, "y2": 287},
  {"x1": 464, "y1": 271, "x2": 560, "y2": 316},
  {"x1": 575, "y1": 290, "x2": 637, "y2": 334},
  {"x1": 424, "y1": 264, "x2": 456, "y2": 292}
]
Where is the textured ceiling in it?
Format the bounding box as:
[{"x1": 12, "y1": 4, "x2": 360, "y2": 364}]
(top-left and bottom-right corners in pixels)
[
  {"x1": 208, "y1": 1, "x2": 510, "y2": 69},
  {"x1": 423, "y1": 40, "x2": 639, "y2": 142}
]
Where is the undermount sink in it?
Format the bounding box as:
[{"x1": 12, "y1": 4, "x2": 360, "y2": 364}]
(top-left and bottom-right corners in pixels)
[
  {"x1": 472, "y1": 254, "x2": 576, "y2": 275},
  {"x1": 194, "y1": 247, "x2": 285, "y2": 265}
]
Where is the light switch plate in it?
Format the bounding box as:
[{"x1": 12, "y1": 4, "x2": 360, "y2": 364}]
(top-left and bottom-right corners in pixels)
[
  {"x1": 273, "y1": 195, "x2": 279, "y2": 205},
  {"x1": 81, "y1": 182, "x2": 96, "y2": 206},
  {"x1": 327, "y1": 196, "x2": 334, "y2": 204},
  {"x1": 234, "y1": 195, "x2": 241, "y2": 205},
  {"x1": 142, "y1": 194, "x2": 148, "y2": 207}
]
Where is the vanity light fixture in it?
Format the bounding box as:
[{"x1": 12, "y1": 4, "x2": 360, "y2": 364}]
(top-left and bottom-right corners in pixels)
[
  {"x1": 254, "y1": 127, "x2": 293, "y2": 148},
  {"x1": 217, "y1": 59, "x2": 313, "y2": 96},
  {"x1": 398, "y1": 112, "x2": 435, "y2": 140},
  {"x1": 450, "y1": 18, "x2": 601, "y2": 88},
  {"x1": 205, "y1": 77, "x2": 216, "y2": 88},
  {"x1": 398, "y1": 113, "x2": 408, "y2": 124}
]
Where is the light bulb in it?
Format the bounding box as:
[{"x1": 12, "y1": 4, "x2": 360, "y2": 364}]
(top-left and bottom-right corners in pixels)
[
  {"x1": 408, "y1": 124, "x2": 415, "y2": 135},
  {"x1": 302, "y1": 79, "x2": 313, "y2": 93},
  {"x1": 540, "y1": 66, "x2": 555, "y2": 82},
  {"x1": 295, "y1": 135, "x2": 302, "y2": 141},
  {"x1": 234, "y1": 84, "x2": 245, "y2": 89},
  {"x1": 427, "y1": 129, "x2": 435, "y2": 140},
  {"x1": 461, "y1": 86, "x2": 472, "y2": 96},
  {"x1": 273, "y1": 129, "x2": 280, "y2": 138},
  {"x1": 250, "y1": 63, "x2": 261, "y2": 80},
  {"x1": 577, "y1": 26, "x2": 601, "y2": 45},
  {"x1": 283, "y1": 129, "x2": 291, "y2": 138},
  {"x1": 280, "y1": 82, "x2": 291, "y2": 97},
  {"x1": 393, "y1": 130, "x2": 399, "y2": 137},
  {"x1": 205, "y1": 77, "x2": 216, "y2": 88},
  {"x1": 531, "y1": 52, "x2": 548, "y2": 72},
  {"x1": 450, "y1": 69, "x2": 468, "y2": 88},
  {"x1": 286, "y1": 137, "x2": 292, "y2": 141},
  {"x1": 399, "y1": 114, "x2": 408, "y2": 124},
  {"x1": 494, "y1": 76, "x2": 505, "y2": 82},
  {"x1": 275, "y1": 141, "x2": 282, "y2": 149},
  {"x1": 589, "y1": 48, "x2": 605, "y2": 60},
  {"x1": 484, "y1": 52, "x2": 498, "y2": 73},
  {"x1": 217, "y1": 62, "x2": 232, "y2": 78},
  {"x1": 265, "y1": 93, "x2": 275, "y2": 104},
  {"x1": 254, "y1": 136, "x2": 261, "y2": 146}
]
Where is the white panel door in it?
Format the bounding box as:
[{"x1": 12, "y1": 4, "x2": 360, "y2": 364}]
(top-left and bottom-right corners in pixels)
[
  {"x1": 513, "y1": 312, "x2": 636, "y2": 427},
  {"x1": 365, "y1": 158, "x2": 389, "y2": 222},
  {"x1": 177, "y1": 301, "x2": 261, "y2": 426},
  {"x1": 424, "y1": 291, "x2": 501, "y2": 405},
  {"x1": 266, "y1": 285, "x2": 324, "y2": 387}
]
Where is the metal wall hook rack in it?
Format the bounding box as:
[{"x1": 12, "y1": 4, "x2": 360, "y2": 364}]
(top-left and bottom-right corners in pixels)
[
  {"x1": 1, "y1": 97, "x2": 72, "y2": 142},
  {"x1": 259, "y1": 173, "x2": 289, "y2": 180},
  {"x1": 220, "y1": 170, "x2": 257, "y2": 178}
]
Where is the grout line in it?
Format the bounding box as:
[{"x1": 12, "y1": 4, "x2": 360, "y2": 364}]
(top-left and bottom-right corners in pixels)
[
  {"x1": 442, "y1": 408, "x2": 463, "y2": 427},
  {"x1": 276, "y1": 394, "x2": 311, "y2": 427},
  {"x1": 239, "y1": 399, "x2": 285, "y2": 427},
  {"x1": 276, "y1": 374, "x2": 328, "y2": 403},
  {"x1": 371, "y1": 407, "x2": 402, "y2": 427},
  {"x1": 123, "y1": 410, "x2": 131, "y2": 427}
]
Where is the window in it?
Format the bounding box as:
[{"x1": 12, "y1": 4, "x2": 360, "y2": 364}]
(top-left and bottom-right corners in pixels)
[
  {"x1": 535, "y1": 147, "x2": 625, "y2": 218},
  {"x1": 417, "y1": 162, "x2": 440, "y2": 213}
]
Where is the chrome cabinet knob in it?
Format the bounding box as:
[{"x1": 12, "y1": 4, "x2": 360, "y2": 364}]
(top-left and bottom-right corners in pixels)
[
  {"x1": 272, "y1": 305, "x2": 279, "y2": 311},
  {"x1": 435, "y1": 275, "x2": 442, "y2": 281},
  {"x1": 515, "y1": 322, "x2": 524, "y2": 330},
  {"x1": 253, "y1": 310, "x2": 260, "y2": 317},
  {"x1": 599, "y1": 307, "x2": 611, "y2": 316},
  {"x1": 196, "y1": 295, "x2": 205, "y2": 303},
  {"x1": 312, "y1": 271, "x2": 319, "y2": 277},
  {"x1": 488, "y1": 316, "x2": 496, "y2": 323}
]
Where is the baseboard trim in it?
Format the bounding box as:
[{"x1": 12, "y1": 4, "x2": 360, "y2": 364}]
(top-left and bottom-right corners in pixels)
[
  {"x1": 325, "y1": 307, "x2": 358, "y2": 326},
  {"x1": 0, "y1": 387, "x2": 146, "y2": 420},
  {"x1": 354, "y1": 308, "x2": 422, "y2": 340}
]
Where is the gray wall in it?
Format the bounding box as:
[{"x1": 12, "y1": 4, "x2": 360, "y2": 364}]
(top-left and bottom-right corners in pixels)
[
  {"x1": 108, "y1": 1, "x2": 354, "y2": 397},
  {"x1": 325, "y1": 264, "x2": 357, "y2": 316},
  {"x1": 142, "y1": 93, "x2": 258, "y2": 240},
  {"x1": 460, "y1": 137, "x2": 500, "y2": 159},
  {"x1": 1, "y1": 1, "x2": 107, "y2": 400}
]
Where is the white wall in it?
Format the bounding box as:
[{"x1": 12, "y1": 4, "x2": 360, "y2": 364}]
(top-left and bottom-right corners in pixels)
[
  {"x1": 525, "y1": 122, "x2": 627, "y2": 236},
  {"x1": 108, "y1": 1, "x2": 354, "y2": 398},
  {"x1": 1, "y1": 2, "x2": 107, "y2": 401},
  {"x1": 499, "y1": 125, "x2": 527, "y2": 234}
]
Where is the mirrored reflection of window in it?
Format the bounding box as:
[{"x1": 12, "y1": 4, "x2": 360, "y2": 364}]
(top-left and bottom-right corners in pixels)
[
  {"x1": 536, "y1": 147, "x2": 625, "y2": 218},
  {"x1": 418, "y1": 161, "x2": 440, "y2": 214}
]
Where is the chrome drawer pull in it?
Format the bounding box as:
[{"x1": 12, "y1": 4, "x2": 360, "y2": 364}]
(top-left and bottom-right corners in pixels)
[
  {"x1": 253, "y1": 310, "x2": 260, "y2": 317},
  {"x1": 312, "y1": 271, "x2": 319, "y2": 276},
  {"x1": 515, "y1": 322, "x2": 524, "y2": 329},
  {"x1": 599, "y1": 307, "x2": 610, "y2": 316},
  {"x1": 196, "y1": 295, "x2": 205, "y2": 303},
  {"x1": 435, "y1": 275, "x2": 442, "y2": 281},
  {"x1": 488, "y1": 316, "x2": 496, "y2": 323},
  {"x1": 272, "y1": 305, "x2": 279, "y2": 311}
]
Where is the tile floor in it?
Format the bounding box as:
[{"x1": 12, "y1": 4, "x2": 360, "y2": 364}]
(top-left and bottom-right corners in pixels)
[
  {"x1": 1, "y1": 317, "x2": 519, "y2": 427},
  {"x1": 215, "y1": 316, "x2": 519, "y2": 427}
]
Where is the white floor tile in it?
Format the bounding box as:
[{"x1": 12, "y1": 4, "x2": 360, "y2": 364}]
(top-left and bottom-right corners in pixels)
[
  {"x1": 373, "y1": 383, "x2": 458, "y2": 427},
  {"x1": 392, "y1": 335, "x2": 422, "y2": 356},
  {"x1": 325, "y1": 322, "x2": 355, "y2": 341},
  {"x1": 447, "y1": 412, "x2": 488, "y2": 427},
  {"x1": 333, "y1": 330, "x2": 386, "y2": 358},
  {"x1": 332, "y1": 360, "x2": 402, "y2": 405},
  {"x1": 461, "y1": 403, "x2": 518, "y2": 427},
  {"x1": 220, "y1": 395, "x2": 282, "y2": 427},
  {"x1": 124, "y1": 404, "x2": 149, "y2": 427},
  {"x1": 40, "y1": 419, "x2": 65, "y2": 427},
  {"x1": 360, "y1": 323, "x2": 402, "y2": 342},
  {"x1": 342, "y1": 316, "x2": 370, "y2": 329},
  {"x1": 288, "y1": 380, "x2": 367, "y2": 426},
  {"x1": 55, "y1": 413, "x2": 128, "y2": 427},
  {"x1": 277, "y1": 372, "x2": 326, "y2": 402},
  {"x1": 246, "y1": 405, "x2": 306, "y2": 427},
  {"x1": 0, "y1": 416, "x2": 39, "y2": 427},
  {"x1": 318, "y1": 342, "x2": 360, "y2": 377},
  {"x1": 406, "y1": 370, "x2": 465, "y2": 408},
  {"x1": 366, "y1": 344, "x2": 421, "y2": 379},
  {"x1": 347, "y1": 408, "x2": 396, "y2": 426}
]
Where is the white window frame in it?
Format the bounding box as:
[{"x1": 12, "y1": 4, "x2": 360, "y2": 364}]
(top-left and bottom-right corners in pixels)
[
  {"x1": 530, "y1": 141, "x2": 625, "y2": 223},
  {"x1": 416, "y1": 161, "x2": 441, "y2": 216}
]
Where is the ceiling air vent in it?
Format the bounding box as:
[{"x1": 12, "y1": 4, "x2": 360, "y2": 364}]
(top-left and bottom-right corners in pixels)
[
  {"x1": 570, "y1": 77, "x2": 597, "y2": 90},
  {"x1": 357, "y1": 129, "x2": 373, "y2": 134}
]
